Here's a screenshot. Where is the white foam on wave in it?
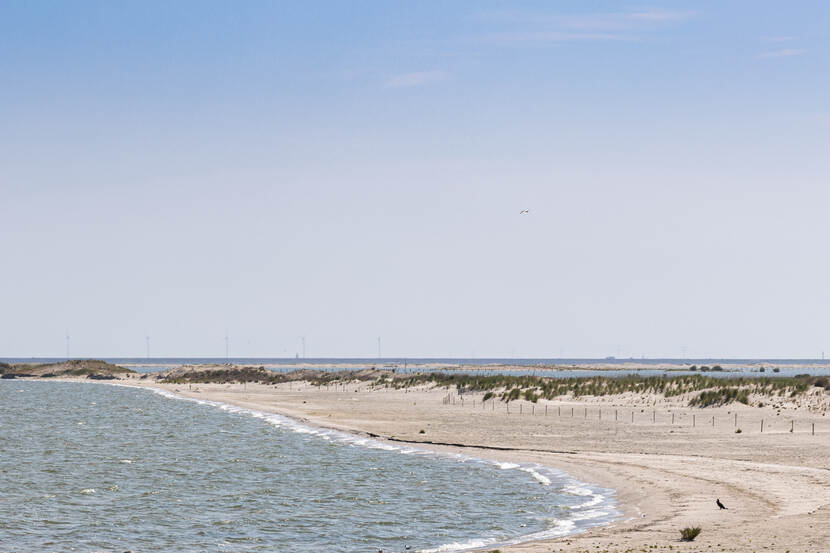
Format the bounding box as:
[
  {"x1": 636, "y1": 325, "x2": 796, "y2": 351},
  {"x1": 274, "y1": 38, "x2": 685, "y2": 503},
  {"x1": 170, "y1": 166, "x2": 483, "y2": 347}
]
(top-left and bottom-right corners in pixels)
[
  {"x1": 103, "y1": 382, "x2": 620, "y2": 552},
  {"x1": 520, "y1": 466, "x2": 552, "y2": 486},
  {"x1": 563, "y1": 484, "x2": 593, "y2": 496},
  {"x1": 563, "y1": 484, "x2": 605, "y2": 508},
  {"x1": 419, "y1": 537, "x2": 495, "y2": 553},
  {"x1": 568, "y1": 508, "x2": 611, "y2": 522}
]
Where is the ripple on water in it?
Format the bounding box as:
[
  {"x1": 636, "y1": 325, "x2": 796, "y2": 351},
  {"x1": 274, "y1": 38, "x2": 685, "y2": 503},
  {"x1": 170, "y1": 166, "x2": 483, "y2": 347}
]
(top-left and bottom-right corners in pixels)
[{"x1": 0, "y1": 380, "x2": 619, "y2": 553}]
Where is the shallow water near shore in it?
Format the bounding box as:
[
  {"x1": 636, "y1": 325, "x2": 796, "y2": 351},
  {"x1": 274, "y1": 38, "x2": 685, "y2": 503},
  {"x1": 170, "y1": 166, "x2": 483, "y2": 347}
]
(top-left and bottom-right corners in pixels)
[{"x1": 0, "y1": 380, "x2": 618, "y2": 553}]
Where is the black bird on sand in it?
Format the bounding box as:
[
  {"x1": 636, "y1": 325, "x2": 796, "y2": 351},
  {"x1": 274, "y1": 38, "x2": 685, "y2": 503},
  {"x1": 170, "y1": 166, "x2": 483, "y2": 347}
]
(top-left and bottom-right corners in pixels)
[{"x1": 716, "y1": 498, "x2": 728, "y2": 510}]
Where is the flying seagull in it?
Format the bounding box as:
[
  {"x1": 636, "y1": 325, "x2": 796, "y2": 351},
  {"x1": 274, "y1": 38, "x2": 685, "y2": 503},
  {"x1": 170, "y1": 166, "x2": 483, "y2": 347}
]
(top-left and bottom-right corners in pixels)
[
  {"x1": 519, "y1": 209, "x2": 530, "y2": 214},
  {"x1": 716, "y1": 498, "x2": 728, "y2": 510}
]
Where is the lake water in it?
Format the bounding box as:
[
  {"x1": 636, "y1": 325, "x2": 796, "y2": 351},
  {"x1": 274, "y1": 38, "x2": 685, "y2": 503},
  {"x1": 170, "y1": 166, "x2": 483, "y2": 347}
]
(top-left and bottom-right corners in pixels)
[{"x1": 0, "y1": 381, "x2": 618, "y2": 553}]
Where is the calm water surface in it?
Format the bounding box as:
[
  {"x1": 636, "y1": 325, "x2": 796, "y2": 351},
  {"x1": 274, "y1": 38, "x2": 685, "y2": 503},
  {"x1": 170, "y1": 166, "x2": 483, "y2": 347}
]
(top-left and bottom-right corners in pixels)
[{"x1": 0, "y1": 381, "x2": 617, "y2": 553}]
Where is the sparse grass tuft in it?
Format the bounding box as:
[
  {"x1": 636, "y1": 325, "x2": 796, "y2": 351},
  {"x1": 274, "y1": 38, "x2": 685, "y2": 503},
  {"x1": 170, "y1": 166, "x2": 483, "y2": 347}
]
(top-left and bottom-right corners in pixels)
[{"x1": 680, "y1": 527, "x2": 702, "y2": 541}]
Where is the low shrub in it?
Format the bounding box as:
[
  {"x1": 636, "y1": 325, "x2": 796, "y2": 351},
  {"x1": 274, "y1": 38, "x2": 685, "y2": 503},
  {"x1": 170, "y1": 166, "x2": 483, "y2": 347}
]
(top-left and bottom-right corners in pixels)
[{"x1": 680, "y1": 527, "x2": 702, "y2": 541}]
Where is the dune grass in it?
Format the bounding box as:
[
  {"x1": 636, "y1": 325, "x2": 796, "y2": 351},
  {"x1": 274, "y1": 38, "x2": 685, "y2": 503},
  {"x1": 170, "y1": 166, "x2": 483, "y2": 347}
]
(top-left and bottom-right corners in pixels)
[
  {"x1": 386, "y1": 372, "x2": 824, "y2": 406},
  {"x1": 680, "y1": 526, "x2": 702, "y2": 541},
  {"x1": 160, "y1": 366, "x2": 827, "y2": 408}
]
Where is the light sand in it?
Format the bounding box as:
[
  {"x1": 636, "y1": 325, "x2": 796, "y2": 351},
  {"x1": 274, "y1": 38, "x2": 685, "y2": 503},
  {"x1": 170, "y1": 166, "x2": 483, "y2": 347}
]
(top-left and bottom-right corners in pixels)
[{"x1": 111, "y1": 377, "x2": 830, "y2": 551}]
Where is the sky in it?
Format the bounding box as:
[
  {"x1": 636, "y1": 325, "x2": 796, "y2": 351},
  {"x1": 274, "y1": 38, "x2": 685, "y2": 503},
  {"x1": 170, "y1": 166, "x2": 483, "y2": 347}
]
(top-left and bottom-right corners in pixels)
[{"x1": 1, "y1": 1, "x2": 829, "y2": 359}]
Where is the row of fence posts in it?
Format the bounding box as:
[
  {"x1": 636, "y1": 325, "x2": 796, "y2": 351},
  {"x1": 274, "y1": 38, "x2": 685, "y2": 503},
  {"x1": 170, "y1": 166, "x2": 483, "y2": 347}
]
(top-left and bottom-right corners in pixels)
[
  {"x1": 445, "y1": 395, "x2": 818, "y2": 435},
  {"x1": 305, "y1": 386, "x2": 816, "y2": 436}
]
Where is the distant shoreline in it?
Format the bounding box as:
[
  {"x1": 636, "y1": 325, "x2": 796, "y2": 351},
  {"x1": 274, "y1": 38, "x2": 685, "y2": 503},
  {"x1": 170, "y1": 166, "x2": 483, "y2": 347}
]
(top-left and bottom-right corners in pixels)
[{"x1": 7, "y1": 358, "x2": 830, "y2": 374}]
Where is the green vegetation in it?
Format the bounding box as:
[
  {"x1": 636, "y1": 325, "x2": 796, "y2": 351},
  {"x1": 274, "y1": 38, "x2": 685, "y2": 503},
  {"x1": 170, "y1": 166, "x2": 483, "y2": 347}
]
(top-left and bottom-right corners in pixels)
[
  {"x1": 680, "y1": 527, "x2": 702, "y2": 541},
  {"x1": 689, "y1": 365, "x2": 724, "y2": 372},
  {"x1": 689, "y1": 387, "x2": 749, "y2": 407},
  {"x1": 162, "y1": 366, "x2": 274, "y2": 384},
  {"x1": 0, "y1": 359, "x2": 133, "y2": 378},
  {"x1": 387, "y1": 372, "x2": 822, "y2": 407},
  {"x1": 522, "y1": 388, "x2": 539, "y2": 402},
  {"x1": 160, "y1": 366, "x2": 827, "y2": 408}
]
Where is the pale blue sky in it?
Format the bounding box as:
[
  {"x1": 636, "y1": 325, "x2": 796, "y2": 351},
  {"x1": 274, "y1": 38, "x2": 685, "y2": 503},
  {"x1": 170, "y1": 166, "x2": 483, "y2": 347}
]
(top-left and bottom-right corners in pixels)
[{"x1": 1, "y1": 1, "x2": 828, "y2": 358}]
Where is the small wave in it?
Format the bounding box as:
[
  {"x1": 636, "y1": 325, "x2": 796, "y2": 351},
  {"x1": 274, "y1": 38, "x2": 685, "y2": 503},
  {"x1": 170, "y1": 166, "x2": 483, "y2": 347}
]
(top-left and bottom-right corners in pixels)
[
  {"x1": 575, "y1": 494, "x2": 605, "y2": 508},
  {"x1": 563, "y1": 484, "x2": 593, "y2": 496},
  {"x1": 563, "y1": 484, "x2": 605, "y2": 508},
  {"x1": 419, "y1": 537, "x2": 495, "y2": 553},
  {"x1": 79, "y1": 488, "x2": 95, "y2": 495},
  {"x1": 568, "y1": 508, "x2": 611, "y2": 522},
  {"x1": 520, "y1": 467, "x2": 552, "y2": 486}
]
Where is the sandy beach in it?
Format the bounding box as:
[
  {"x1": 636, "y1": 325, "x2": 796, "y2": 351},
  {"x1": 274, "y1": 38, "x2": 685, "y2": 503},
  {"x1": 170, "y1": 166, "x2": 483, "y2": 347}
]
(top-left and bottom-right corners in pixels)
[{"x1": 99, "y1": 375, "x2": 829, "y2": 553}]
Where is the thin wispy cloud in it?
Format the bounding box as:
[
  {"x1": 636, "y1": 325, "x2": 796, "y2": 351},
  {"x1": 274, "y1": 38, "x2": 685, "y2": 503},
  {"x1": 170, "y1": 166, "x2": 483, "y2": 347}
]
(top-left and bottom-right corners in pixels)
[
  {"x1": 626, "y1": 9, "x2": 694, "y2": 22},
  {"x1": 762, "y1": 35, "x2": 797, "y2": 43},
  {"x1": 384, "y1": 70, "x2": 448, "y2": 88},
  {"x1": 475, "y1": 8, "x2": 696, "y2": 44},
  {"x1": 484, "y1": 31, "x2": 637, "y2": 44},
  {"x1": 759, "y1": 48, "x2": 807, "y2": 59}
]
